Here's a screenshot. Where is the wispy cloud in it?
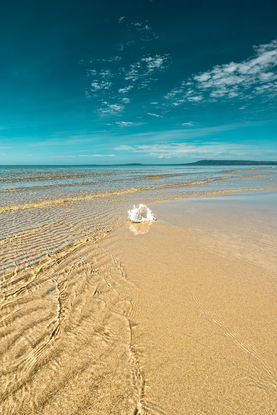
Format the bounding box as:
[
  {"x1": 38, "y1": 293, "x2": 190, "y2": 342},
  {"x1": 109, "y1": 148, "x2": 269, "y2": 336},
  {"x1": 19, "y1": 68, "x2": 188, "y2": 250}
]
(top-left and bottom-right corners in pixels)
[
  {"x1": 147, "y1": 112, "x2": 163, "y2": 117},
  {"x1": 130, "y1": 21, "x2": 159, "y2": 41},
  {"x1": 113, "y1": 119, "x2": 272, "y2": 144},
  {"x1": 90, "y1": 80, "x2": 112, "y2": 92},
  {"x1": 165, "y1": 39, "x2": 277, "y2": 105},
  {"x1": 115, "y1": 121, "x2": 135, "y2": 126},
  {"x1": 98, "y1": 103, "x2": 124, "y2": 115},
  {"x1": 50, "y1": 155, "x2": 77, "y2": 158},
  {"x1": 124, "y1": 54, "x2": 170, "y2": 84},
  {"x1": 30, "y1": 132, "x2": 102, "y2": 147},
  {"x1": 114, "y1": 142, "x2": 274, "y2": 159},
  {"x1": 85, "y1": 18, "x2": 170, "y2": 118},
  {"x1": 78, "y1": 154, "x2": 115, "y2": 157},
  {"x1": 182, "y1": 122, "x2": 195, "y2": 127},
  {"x1": 87, "y1": 50, "x2": 170, "y2": 115},
  {"x1": 118, "y1": 85, "x2": 134, "y2": 94},
  {"x1": 50, "y1": 154, "x2": 115, "y2": 158}
]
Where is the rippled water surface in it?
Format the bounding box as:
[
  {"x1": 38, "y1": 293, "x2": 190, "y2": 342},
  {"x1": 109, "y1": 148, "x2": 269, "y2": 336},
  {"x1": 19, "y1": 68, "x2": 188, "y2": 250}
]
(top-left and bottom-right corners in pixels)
[{"x1": 1, "y1": 164, "x2": 277, "y2": 274}]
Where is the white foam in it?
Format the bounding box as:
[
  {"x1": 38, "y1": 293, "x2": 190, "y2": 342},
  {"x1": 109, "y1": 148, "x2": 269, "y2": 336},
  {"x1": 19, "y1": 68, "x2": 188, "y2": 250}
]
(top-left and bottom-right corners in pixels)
[{"x1": 128, "y1": 204, "x2": 156, "y2": 223}]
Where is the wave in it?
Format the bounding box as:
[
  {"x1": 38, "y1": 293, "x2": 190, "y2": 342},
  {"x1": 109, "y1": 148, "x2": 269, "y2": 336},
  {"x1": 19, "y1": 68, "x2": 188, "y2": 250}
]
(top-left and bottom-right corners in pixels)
[
  {"x1": 0, "y1": 180, "x2": 99, "y2": 193},
  {"x1": 147, "y1": 186, "x2": 277, "y2": 205},
  {"x1": 0, "y1": 171, "x2": 115, "y2": 183},
  {"x1": 0, "y1": 176, "x2": 231, "y2": 213},
  {"x1": 222, "y1": 167, "x2": 275, "y2": 174}
]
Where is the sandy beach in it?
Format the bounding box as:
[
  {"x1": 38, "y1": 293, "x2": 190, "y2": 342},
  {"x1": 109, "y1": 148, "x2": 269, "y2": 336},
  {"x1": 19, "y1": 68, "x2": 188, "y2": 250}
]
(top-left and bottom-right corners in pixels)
[
  {"x1": 100, "y1": 192, "x2": 277, "y2": 414},
  {"x1": 1, "y1": 186, "x2": 277, "y2": 414}
]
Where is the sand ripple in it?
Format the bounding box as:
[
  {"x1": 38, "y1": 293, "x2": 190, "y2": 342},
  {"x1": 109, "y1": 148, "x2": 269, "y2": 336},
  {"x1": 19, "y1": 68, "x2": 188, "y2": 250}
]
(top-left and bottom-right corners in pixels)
[{"x1": 0, "y1": 235, "x2": 144, "y2": 414}]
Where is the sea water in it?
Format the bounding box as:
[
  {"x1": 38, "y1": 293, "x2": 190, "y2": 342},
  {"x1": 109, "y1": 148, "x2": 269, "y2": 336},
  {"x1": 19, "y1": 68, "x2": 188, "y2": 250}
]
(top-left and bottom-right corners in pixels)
[{"x1": 0, "y1": 164, "x2": 276, "y2": 274}]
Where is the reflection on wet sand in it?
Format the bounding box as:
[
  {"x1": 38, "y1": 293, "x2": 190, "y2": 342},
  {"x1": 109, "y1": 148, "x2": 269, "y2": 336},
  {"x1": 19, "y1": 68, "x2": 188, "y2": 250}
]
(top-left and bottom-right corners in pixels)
[{"x1": 127, "y1": 221, "x2": 153, "y2": 235}]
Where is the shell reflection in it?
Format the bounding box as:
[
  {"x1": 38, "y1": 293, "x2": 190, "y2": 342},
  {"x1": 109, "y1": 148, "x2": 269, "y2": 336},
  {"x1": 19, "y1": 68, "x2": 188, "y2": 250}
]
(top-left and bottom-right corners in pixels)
[{"x1": 127, "y1": 221, "x2": 152, "y2": 235}]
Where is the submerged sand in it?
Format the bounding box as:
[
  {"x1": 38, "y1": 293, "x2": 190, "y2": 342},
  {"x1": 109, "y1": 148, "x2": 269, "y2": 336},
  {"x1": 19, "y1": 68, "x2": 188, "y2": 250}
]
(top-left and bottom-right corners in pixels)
[{"x1": 1, "y1": 191, "x2": 277, "y2": 414}]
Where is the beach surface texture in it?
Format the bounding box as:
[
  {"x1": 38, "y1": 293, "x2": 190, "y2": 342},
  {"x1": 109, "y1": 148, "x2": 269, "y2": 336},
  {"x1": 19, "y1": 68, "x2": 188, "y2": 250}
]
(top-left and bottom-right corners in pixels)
[{"x1": 0, "y1": 165, "x2": 277, "y2": 414}]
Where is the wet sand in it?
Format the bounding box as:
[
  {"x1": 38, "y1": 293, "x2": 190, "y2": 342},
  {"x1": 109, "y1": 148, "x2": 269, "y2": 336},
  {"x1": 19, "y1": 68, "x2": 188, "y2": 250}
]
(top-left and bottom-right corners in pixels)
[
  {"x1": 1, "y1": 191, "x2": 277, "y2": 414},
  {"x1": 101, "y1": 192, "x2": 277, "y2": 414}
]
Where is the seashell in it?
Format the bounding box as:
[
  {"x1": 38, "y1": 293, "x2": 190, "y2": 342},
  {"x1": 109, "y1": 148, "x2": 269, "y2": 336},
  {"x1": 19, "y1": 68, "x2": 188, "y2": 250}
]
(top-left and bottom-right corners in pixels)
[{"x1": 128, "y1": 204, "x2": 156, "y2": 223}]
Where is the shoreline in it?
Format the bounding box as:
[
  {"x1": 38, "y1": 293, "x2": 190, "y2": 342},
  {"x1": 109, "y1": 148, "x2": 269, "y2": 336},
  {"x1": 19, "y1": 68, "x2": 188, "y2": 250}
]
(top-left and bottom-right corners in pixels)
[{"x1": 1, "y1": 190, "x2": 276, "y2": 414}]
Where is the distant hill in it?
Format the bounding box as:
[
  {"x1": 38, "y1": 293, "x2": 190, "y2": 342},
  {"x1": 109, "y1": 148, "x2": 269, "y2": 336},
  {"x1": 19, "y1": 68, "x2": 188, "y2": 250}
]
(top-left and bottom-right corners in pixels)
[{"x1": 182, "y1": 160, "x2": 277, "y2": 166}]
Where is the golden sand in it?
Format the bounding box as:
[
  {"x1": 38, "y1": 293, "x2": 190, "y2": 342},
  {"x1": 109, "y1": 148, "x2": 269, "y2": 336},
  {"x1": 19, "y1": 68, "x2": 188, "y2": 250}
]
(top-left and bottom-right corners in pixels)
[
  {"x1": 1, "y1": 192, "x2": 276, "y2": 414},
  {"x1": 100, "y1": 194, "x2": 277, "y2": 414}
]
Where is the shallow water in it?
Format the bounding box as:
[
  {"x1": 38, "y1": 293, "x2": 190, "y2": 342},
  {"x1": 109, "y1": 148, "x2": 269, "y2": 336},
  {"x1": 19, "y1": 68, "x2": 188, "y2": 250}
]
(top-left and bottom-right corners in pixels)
[{"x1": 0, "y1": 164, "x2": 277, "y2": 414}]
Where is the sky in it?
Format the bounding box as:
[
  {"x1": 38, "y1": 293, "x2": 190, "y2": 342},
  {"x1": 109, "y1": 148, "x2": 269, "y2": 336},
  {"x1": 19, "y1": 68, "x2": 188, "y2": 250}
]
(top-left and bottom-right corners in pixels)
[{"x1": 1, "y1": 0, "x2": 277, "y2": 164}]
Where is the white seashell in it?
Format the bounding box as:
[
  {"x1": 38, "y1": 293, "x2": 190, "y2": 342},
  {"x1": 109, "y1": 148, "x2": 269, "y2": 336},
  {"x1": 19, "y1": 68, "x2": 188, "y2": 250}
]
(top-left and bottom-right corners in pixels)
[
  {"x1": 128, "y1": 204, "x2": 156, "y2": 223},
  {"x1": 128, "y1": 206, "x2": 142, "y2": 223}
]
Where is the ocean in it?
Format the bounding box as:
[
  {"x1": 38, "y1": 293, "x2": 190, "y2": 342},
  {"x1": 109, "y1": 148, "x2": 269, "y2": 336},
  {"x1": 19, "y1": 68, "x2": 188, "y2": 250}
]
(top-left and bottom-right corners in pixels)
[{"x1": 1, "y1": 164, "x2": 277, "y2": 275}]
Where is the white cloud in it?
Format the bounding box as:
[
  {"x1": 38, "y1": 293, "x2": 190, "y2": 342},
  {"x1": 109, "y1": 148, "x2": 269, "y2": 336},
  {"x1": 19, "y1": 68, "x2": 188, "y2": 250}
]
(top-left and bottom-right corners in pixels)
[
  {"x1": 164, "y1": 86, "x2": 185, "y2": 100},
  {"x1": 131, "y1": 22, "x2": 151, "y2": 32},
  {"x1": 105, "y1": 56, "x2": 122, "y2": 62},
  {"x1": 99, "y1": 103, "x2": 124, "y2": 115},
  {"x1": 118, "y1": 85, "x2": 134, "y2": 94},
  {"x1": 50, "y1": 154, "x2": 115, "y2": 158},
  {"x1": 122, "y1": 54, "x2": 169, "y2": 86},
  {"x1": 87, "y1": 69, "x2": 97, "y2": 76},
  {"x1": 85, "y1": 18, "x2": 169, "y2": 116},
  {"x1": 99, "y1": 69, "x2": 112, "y2": 77},
  {"x1": 147, "y1": 112, "x2": 163, "y2": 117},
  {"x1": 141, "y1": 54, "x2": 169, "y2": 71},
  {"x1": 129, "y1": 20, "x2": 158, "y2": 41},
  {"x1": 186, "y1": 95, "x2": 203, "y2": 102},
  {"x1": 78, "y1": 154, "x2": 115, "y2": 157},
  {"x1": 182, "y1": 122, "x2": 194, "y2": 127},
  {"x1": 109, "y1": 104, "x2": 123, "y2": 111},
  {"x1": 115, "y1": 121, "x2": 134, "y2": 126},
  {"x1": 90, "y1": 81, "x2": 101, "y2": 91},
  {"x1": 84, "y1": 19, "x2": 172, "y2": 118},
  {"x1": 194, "y1": 40, "x2": 277, "y2": 99},
  {"x1": 90, "y1": 81, "x2": 112, "y2": 92},
  {"x1": 165, "y1": 39, "x2": 277, "y2": 104}
]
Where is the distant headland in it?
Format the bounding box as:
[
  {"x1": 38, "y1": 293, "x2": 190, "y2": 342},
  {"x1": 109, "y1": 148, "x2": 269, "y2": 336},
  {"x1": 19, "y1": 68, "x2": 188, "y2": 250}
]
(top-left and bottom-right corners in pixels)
[
  {"x1": 118, "y1": 160, "x2": 277, "y2": 166},
  {"x1": 180, "y1": 160, "x2": 277, "y2": 166}
]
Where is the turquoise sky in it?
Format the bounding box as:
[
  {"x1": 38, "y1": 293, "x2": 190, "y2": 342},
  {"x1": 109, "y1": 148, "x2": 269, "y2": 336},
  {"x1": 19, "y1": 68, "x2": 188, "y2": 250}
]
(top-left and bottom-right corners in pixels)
[{"x1": 1, "y1": 0, "x2": 277, "y2": 164}]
